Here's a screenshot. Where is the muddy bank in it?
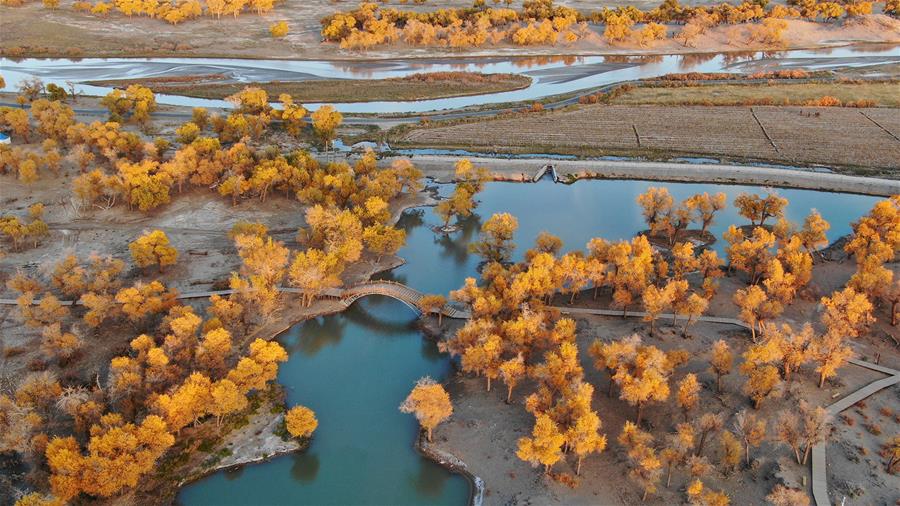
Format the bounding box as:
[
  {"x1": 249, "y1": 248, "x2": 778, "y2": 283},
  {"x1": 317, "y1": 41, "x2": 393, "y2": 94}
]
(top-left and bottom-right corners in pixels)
[
  {"x1": 172, "y1": 396, "x2": 306, "y2": 500},
  {"x1": 418, "y1": 434, "x2": 486, "y2": 506},
  {"x1": 397, "y1": 155, "x2": 900, "y2": 196}
]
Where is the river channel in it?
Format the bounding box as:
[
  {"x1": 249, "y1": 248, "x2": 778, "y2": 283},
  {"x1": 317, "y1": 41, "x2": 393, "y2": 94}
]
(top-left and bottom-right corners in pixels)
[
  {"x1": 177, "y1": 178, "x2": 880, "y2": 505},
  {"x1": 2, "y1": 44, "x2": 898, "y2": 113}
]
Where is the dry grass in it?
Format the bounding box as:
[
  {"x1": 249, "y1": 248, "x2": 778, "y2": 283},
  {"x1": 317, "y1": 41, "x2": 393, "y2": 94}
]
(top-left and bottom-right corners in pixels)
[
  {"x1": 398, "y1": 103, "x2": 900, "y2": 170},
  {"x1": 612, "y1": 81, "x2": 900, "y2": 107},
  {"x1": 89, "y1": 72, "x2": 532, "y2": 103}
]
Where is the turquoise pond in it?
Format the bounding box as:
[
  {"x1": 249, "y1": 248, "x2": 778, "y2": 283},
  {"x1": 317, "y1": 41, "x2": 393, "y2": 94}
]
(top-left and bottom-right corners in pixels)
[{"x1": 177, "y1": 179, "x2": 881, "y2": 505}]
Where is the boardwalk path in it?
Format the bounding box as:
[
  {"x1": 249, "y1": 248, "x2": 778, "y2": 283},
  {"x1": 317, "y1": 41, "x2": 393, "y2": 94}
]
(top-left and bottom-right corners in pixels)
[
  {"x1": 3, "y1": 284, "x2": 897, "y2": 504},
  {"x1": 555, "y1": 306, "x2": 899, "y2": 506},
  {"x1": 0, "y1": 280, "x2": 472, "y2": 319}
]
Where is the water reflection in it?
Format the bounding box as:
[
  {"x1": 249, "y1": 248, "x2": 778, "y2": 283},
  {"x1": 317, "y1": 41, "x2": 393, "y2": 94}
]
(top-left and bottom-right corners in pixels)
[
  {"x1": 410, "y1": 458, "x2": 451, "y2": 498},
  {"x1": 3, "y1": 44, "x2": 896, "y2": 113},
  {"x1": 178, "y1": 298, "x2": 468, "y2": 505},
  {"x1": 342, "y1": 301, "x2": 420, "y2": 336},
  {"x1": 179, "y1": 179, "x2": 881, "y2": 506},
  {"x1": 281, "y1": 315, "x2": 348, "y2": 357},
  {"x1": 290, "y1": 453, "x2": 320, "y2": 483}
]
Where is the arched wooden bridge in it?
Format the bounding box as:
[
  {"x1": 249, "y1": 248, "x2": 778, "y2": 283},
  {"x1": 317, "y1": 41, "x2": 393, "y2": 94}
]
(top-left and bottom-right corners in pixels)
[
  {"x1": 0, "y1": 280, "x2": 471, "y2": 319},
  {"x1": 335, "y1": 280, "x2": 471, "y2": 319},
  {"x1": 3, "y1": 280, "x2": 898, "y2": 504}
]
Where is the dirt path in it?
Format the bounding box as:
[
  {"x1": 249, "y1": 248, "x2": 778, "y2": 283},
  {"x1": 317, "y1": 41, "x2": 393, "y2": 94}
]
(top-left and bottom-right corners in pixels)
[{"x1": 404, "y1": 155, "x2": 900, "y2": 196}]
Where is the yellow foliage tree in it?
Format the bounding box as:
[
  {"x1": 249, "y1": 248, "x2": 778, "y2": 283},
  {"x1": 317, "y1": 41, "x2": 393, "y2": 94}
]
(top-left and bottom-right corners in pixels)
[
  {"x1": 285, "y1": 405, "x2": 318, "y2": 438},
  {"x1": 516, "y1": 413, "x2": 566, "y2": 473},
  {"x1": 399, "y1": 376, "x2": 453, "y2": 442},
  {"x1": 129, "y1": 229, "x2": 178, "y2": 273}
]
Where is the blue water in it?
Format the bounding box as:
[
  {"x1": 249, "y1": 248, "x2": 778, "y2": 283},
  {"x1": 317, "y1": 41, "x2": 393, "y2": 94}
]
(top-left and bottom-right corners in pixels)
[{"x1": 179, "y1": 178, "x2": 880, "y2": 505}]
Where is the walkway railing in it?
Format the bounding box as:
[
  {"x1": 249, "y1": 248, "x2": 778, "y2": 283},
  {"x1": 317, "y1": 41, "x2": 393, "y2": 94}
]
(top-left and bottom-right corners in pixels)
[{"x1": 4, "y1": 281, "x2": 896, "y2": 505}]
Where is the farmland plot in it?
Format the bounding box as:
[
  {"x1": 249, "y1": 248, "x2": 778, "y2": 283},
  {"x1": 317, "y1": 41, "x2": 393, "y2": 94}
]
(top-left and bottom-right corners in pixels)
[{"x1": 400, "y1": 104, "x2": 900, "y2": 170}]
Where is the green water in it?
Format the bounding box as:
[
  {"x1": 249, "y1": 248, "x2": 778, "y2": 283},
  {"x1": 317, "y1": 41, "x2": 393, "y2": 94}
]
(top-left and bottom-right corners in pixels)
[{"x1": 178, "y1": 179, "x2": 880, "y2": 506}]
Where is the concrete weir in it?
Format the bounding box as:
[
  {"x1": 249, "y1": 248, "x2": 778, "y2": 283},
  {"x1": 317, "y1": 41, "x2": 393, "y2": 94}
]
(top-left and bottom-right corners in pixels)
[{"x1": 532, "y1": 164, "x2": 560, "y2": 182}]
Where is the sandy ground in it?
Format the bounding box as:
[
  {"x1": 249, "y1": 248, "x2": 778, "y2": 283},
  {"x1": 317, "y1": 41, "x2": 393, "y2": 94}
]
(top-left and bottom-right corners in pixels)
[
  {"x1": 1, "y1": 0, "x2": 899, "y2": 59},
  {"x1": 0, "y1": 136, "x2": 430, "y2": 501},
  {"x1": 428, "y1": 258, "x2": 899, "y2": 506}
]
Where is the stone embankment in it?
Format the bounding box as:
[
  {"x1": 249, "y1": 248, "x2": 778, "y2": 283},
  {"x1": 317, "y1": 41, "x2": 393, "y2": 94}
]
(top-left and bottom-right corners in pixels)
[{"x1": 406, "y1": 155, "x2": 900, "y2": 197}]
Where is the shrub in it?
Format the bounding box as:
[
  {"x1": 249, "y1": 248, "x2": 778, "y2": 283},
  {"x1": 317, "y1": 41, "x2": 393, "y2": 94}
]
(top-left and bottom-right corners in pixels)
[
  {"x1": 805, "y1": 96, "x2": 842, "y2": 107},
  {"x1": 270, "y1": 21, "x2": 289, "y2": 38}
]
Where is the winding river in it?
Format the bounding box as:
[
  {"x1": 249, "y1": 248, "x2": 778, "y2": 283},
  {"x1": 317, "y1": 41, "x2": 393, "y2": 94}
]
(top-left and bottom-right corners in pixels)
[
  {"x1": 3, "y1": 46, "x2": 892, "y2": 505},
  {"x1": 2, "y1": 44, "x2": 898, "y2": 113},
  {"x1": 177, "y1": 179, "x2": 881, "y2": 505}
]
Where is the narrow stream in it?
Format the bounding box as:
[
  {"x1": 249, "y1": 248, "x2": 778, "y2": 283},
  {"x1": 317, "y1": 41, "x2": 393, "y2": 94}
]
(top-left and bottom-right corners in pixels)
[
  {"x1": 177, "y1": 178, "x2": 881, "y2": 505},
  {"x1": 2, "y1": 44, "x2": 897, "y2": 113}
]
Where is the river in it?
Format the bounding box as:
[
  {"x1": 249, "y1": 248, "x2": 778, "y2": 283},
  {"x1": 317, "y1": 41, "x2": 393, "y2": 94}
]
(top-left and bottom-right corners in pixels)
[
  {"x1": 177, "y1": 178, "x2": 880, "y2": 505},
  {"x1": 2, "y1": 44, "x2": 898, "y2": 113}
]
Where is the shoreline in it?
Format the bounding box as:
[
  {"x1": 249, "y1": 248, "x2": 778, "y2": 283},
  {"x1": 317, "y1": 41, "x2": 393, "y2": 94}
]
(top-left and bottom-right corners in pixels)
[
  {"x1": 168, "y1": 192, "x2": 430, "y2": 500},
  {"x1": 395, "y1": 155, "x2": 900, "y2": 197},
  {"x1": 418, "y1": 433, "x2": 486, "y2": 506}
]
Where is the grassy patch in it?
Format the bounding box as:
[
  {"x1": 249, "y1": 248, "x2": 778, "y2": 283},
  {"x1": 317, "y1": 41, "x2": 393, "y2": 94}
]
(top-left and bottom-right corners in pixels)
[
  {"x1": 89, "y1": 72, "x2": 532, "y2": 103},
  {"x1": 611, "y1": 81, "x2": 900, "y2": 107}
]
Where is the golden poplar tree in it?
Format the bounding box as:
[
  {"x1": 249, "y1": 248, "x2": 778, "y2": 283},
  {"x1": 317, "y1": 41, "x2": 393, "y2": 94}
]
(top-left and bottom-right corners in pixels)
[
  {"x1": 732, "y1": 409, "x2": 766, "y2": 466},
  {"x1": 516, "y1": 413, "x2": 565, "y2": 474},
  {"x1": 676, "y1": 373, "x2": 701, "y2": 420},
  {"x1": 399, "y1": 376, "x2": 453, "y2": 442},
  {"x1": 285, "y1": 405, "x2": 318, "y2": 438},
  {"x1": 499, "y1": 353, "x2": 526, "y2": 403},
  {"x1": 129, "y1": 230, "x2": 178, "y2": 273}
]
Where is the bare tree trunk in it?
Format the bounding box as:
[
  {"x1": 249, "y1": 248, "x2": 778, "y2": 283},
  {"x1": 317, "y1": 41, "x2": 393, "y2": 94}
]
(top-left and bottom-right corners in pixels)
[
  {"x1": 697, "y1": 431, "x2": 709, "y2": 456},
  {"x1": 682, "y1": 317, "x2": 692, "y2": 337},
  {"x1": 486, "y1": 376, "x2": 491, "y2": 392}
]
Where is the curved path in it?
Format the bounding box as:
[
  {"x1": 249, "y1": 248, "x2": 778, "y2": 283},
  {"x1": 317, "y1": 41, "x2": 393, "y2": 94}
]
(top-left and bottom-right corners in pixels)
[
  {"x1": 553, "y1": 304, "x2": 899, "y2": 506},
  {"x1": 810, "y1": 359, "x2": 900, "y2": 506},
  {"x1": 0, "y1": 280, "x2": 471, "y2": 319},
  {"x1": 3, "y1": 283, "x2": 896, "y2": 505}
]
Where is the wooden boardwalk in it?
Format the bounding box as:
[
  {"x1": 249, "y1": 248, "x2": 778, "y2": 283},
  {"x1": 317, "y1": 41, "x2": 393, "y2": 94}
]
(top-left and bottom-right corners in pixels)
[
  {"x1": 0, "y1": 280, "x2": 471, "y2": 319},
  {"x1": 810, "y1": 359, "x2": 900, "y2": 506},
  {"x1": 553, "y1": 305, "x2": 898, "y2": 506},
  {"x1": 4, "y1": 284, "x2": 897, "y2": 505}
]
